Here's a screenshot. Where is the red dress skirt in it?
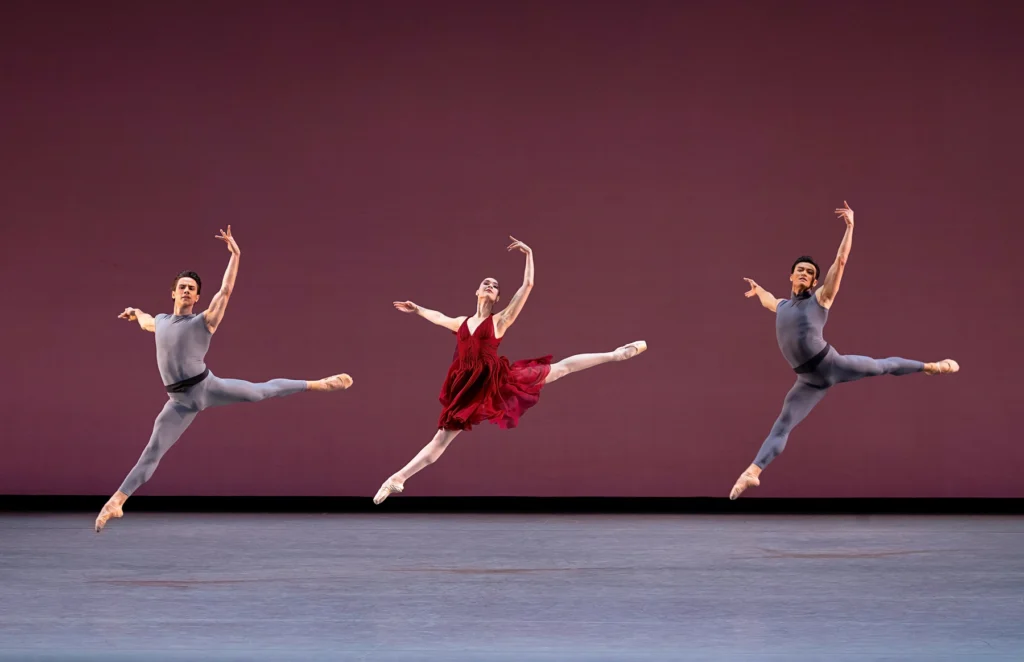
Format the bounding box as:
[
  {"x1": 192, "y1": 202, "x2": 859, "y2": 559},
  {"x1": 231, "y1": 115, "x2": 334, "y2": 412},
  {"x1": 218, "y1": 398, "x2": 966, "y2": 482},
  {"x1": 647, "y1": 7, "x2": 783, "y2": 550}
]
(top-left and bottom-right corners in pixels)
[{"x1": 437, "y1": 315, "x2": 552, "y2": 431}]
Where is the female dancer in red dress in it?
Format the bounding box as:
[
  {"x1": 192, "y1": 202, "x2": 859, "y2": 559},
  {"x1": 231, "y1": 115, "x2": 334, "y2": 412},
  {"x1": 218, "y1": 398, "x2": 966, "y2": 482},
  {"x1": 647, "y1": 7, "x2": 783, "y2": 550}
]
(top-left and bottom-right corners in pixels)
[{"x1": 373, "y1": 236, "x2": 647, "y2": 504}]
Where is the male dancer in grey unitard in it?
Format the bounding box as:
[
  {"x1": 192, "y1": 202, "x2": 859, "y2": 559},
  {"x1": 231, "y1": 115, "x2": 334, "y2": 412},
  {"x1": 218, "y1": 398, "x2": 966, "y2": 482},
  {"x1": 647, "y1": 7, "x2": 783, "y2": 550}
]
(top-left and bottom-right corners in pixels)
[
  {"x1": 729, "y1": 202, "x2": 959, "y2": 500},
  {"x1": 95, "y1": 226, "x2": 353, "y2": 531}
]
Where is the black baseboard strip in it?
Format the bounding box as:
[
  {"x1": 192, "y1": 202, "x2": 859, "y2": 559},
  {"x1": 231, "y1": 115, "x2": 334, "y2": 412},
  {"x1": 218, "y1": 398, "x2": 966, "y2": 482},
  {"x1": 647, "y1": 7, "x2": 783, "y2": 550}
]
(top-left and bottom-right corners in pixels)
[{"x1": 1, "y1": 496, "x2": 1022, "y2": 515}]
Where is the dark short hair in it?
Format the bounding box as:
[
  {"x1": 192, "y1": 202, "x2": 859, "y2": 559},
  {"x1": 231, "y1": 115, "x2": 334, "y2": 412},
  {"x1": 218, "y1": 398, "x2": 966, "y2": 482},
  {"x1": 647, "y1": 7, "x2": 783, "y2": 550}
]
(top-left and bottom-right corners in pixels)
[
  {"x1": 172, "y1": 270, "x2": 202, "y2": 294},
  {"x1": 791, "y1": 256, "x2": 820, "y2": 279}
]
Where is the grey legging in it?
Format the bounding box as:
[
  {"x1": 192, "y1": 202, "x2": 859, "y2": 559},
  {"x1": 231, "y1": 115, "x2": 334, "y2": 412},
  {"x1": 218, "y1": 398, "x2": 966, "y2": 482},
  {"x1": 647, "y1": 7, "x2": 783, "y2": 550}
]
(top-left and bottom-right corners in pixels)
[
  {"x1": 118, "y1": 372, "x2": 307, "y2": 495},
  {"x1": 754, "y1": 348, "x2": 924, "y2": 468}
]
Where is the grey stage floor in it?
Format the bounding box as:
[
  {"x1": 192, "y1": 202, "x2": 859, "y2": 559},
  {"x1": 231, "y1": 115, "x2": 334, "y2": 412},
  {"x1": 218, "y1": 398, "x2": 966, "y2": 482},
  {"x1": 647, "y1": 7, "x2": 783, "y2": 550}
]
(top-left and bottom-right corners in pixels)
[{"x1": 1, "y1": 513, "x2": 1022, "y2": 661}]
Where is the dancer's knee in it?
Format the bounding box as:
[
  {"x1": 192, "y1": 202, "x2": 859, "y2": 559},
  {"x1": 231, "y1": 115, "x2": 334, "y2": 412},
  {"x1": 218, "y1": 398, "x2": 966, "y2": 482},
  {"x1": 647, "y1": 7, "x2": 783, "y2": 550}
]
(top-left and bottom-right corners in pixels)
[
  {"x1": 234, "y1": 384, "x2": 266, "y2": 402},
  {"x1": 545, "y1": 363, "x2": 569, "y2": 384},
  {"x1": 882, "y1": 358, "x2": 923, "y2": 376},
  {"x1": 246, "y1": 379, "x2": 306, "y2": 402}
]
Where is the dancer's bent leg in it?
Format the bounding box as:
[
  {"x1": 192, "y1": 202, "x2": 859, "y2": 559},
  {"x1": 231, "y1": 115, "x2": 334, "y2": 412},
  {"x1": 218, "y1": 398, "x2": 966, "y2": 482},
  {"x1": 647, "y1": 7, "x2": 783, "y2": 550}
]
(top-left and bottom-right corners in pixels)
[
  {"x1": 373, "y1": 428, "x2": 462, "y2": 504},
  {"x1": 544, "y1": 341, "x2": 647, "y2": 385},
  {"x1": 729, "y1": 380, "x2": 828, "y2": 500}
]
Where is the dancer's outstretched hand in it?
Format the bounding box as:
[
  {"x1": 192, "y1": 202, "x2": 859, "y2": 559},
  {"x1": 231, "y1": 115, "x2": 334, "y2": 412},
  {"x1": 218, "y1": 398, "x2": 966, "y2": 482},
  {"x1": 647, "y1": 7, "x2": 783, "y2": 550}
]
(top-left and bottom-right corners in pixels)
[
  {"x1": 507, "y1": 235, "x2": 532, "y2": 255},
  {"x1": 743, "y1": 278, "x2": 761, "y2": 298},
  {"x1": 118, "y1": 307, "x2": 138, "y2": 321},
  {"x1": 835, "y1": 201, "x2": 854, "y2": 227},
  {"x1": 216, "y1": 225, "x2": 240, "y2": 254},
  {"x1": 393, "y1": 301, "x2": 418, "y2": 313}
]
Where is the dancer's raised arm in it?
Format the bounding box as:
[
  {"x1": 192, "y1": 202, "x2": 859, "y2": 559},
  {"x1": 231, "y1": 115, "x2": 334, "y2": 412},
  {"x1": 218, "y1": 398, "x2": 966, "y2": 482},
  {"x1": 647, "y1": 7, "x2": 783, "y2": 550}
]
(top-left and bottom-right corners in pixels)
[
  {"x1": 743, "y1": 278, "x2": 779, "y2": 312},
  {"x1": 816, "y1": 201, "x2": 854, "y2": 309},
  {"x1": 118, "y1": 307, "x2": 156, "y2": 332},
  {"x1": 203, "y1": 226, "x2": 240, "y2": 333},
  {"x1": 496, "y1": 236, "x2": 534, "y2": 335},
  {"x1": 394, "y1": 301, "x2": 465, "y2": 332}
]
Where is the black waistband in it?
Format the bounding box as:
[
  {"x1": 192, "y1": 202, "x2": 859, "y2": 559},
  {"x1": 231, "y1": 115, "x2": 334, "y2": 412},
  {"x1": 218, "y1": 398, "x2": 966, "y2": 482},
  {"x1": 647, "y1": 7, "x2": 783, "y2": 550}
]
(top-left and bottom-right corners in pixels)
[
  {"x1": 166, "y1": 367, "x2": 210, "y2": 393},
  {"x1": 794, "y1": 344, "x2": 831, "y2": 374}
]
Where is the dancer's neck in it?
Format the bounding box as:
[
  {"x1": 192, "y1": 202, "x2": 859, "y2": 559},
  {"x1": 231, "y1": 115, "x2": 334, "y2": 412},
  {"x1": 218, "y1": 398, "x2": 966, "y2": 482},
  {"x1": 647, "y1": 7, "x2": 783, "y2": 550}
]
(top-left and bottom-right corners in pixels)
[
  {"x1": 173, "y1": 304, "x2": 195, "y2": 316},
  {"x1": 475, "y1": 300, "x2": 494, "y2": 318},
  {"x1": 791, "y1": 286, "x2": 813, "y2": 299}
]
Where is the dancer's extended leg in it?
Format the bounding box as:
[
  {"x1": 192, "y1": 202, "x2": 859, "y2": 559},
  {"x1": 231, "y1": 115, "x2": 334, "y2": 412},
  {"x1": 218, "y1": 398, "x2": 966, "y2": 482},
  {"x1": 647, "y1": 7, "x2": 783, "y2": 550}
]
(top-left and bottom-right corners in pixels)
[
  {"x1": 543, "y1": 340, "x2": 647, "y2": 385},
  {"x1": 201, "y1": 373, "x2": 351, "y2": 407},
  {"x1": 96, "y1": 400, "x2": 199, "y2": 531},
  {"x1": 830, "y1": 354, "x2": 924, "y2": 383},
  {"x1": 729, "y1": 380, "x2": 828, "y2": 500},
  {"x1": 374, "y1": 428, "x2": 462, "y2": 504},
  {"x1": 830, "y1": 354, "x2": 958, "y2": 381}
]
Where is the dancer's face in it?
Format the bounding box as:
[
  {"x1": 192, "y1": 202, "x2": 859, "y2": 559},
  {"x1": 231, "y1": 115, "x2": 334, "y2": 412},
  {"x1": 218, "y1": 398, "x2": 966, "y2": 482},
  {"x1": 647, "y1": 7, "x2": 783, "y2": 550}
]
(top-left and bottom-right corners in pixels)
[
  {"x1": 476, "y1": 278, "x2": 500, "y2": 302},
  {"x1": 790, "y1": 263, "x2": 818, "y2": 291},
  {"x1": 172, "y1": 277, "x2": 200, "y2": 308}
]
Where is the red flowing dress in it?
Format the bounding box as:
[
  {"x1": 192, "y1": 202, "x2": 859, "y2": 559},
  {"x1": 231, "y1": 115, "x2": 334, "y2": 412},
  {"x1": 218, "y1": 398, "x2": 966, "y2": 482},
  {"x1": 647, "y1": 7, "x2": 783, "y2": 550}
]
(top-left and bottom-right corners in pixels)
[{"x1": 437, "y1": 315, "x2": 552, "y2": 431}]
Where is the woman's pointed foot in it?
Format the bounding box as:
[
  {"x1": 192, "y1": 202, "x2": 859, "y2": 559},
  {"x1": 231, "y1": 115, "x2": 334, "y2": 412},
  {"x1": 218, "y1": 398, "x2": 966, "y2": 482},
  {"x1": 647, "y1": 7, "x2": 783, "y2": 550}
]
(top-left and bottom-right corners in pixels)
[
  {"x1": 729, "y1": 466, "x2": 762, "y2": 500},
  {"x1": 94, "y1": 492, "x2": 128, "y2": 532},
  {"x1": 373, "y1": 477, "x2": 405, "y2": 505},
  {"x1": 924, "y1": 359, "x2": 959, "y2": 375},
  {"x1": 617, "y1": 341, "x2": 648, "y2": 360}
]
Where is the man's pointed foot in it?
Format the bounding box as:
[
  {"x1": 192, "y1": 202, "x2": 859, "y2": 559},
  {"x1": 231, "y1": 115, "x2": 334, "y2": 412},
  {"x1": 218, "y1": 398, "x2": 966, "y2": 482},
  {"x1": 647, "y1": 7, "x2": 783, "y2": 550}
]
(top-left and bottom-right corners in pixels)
[
  {"x1": 729, "y1": 468, "x2": 762, "y2": 500},
  {"x1": 925, "y1": 359, "x2": 959, "y2": 375},
  {"x1": 95, "y1": 492, "x2": 128, "y2": 532},
  {"x1": 313, "y1": 374, "x2": 353, "y2": 392}
]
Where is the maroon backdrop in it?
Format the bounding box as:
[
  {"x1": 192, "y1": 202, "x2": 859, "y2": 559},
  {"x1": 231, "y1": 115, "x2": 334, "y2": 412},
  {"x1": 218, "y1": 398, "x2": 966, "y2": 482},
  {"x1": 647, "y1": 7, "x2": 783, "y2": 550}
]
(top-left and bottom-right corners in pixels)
[{"x1": 1, "y1": 1, "x2": 1020, "y2": 498}]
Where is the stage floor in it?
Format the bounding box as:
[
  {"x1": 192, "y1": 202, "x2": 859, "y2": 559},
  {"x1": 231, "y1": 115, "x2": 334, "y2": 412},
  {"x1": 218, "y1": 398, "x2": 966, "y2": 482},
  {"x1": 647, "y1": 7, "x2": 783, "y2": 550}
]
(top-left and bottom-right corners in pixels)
[{"x1": 1, "y1": 513, "x2": 1021, "y2": 661}]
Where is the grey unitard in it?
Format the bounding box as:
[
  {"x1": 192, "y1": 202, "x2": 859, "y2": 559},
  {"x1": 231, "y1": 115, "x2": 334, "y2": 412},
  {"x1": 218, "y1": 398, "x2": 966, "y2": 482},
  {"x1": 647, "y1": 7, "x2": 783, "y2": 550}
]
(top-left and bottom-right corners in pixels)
[
  {"x1": 118, "y1": 313, "x2": 306, "y2": 496},
  {"x1": 753, "y1": 291, "x2": 924, "y2": 469}
]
